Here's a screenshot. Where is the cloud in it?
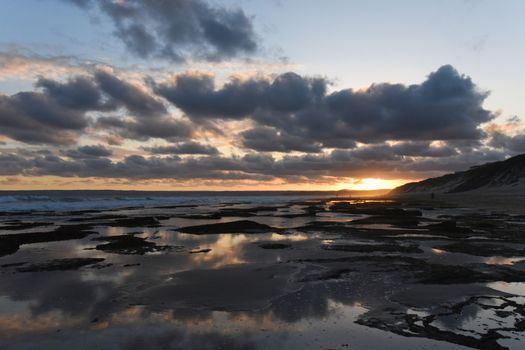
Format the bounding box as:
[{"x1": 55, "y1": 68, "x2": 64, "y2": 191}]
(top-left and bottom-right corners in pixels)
[
  {"x1": 94, "y1": 69, "x2": 167, "y2": 117},
  {"x1": 0, "y1": 145, "x2": 506, "y2": 184},
  {"x1": 321, "y1": 64, "x2": 493, "y2": 142},
  {"x1": 144, "y1": 142, "x2": 219, "y2": 155},
  {"x1": 390, "y1": 141, "x2": 458, "y2": 158},
  {"x1": 240, "y1": 126, "x2": 323, "y2": 153},
  {"x1": 60, "y1": 0, "x2": 258, "y2": 62},
  {"x1": 0, "y1": 90, "x2": 91, "y2": 145},
  {"x1": 158, "y1": 65, "x2": 494, "y2": 149},
  {"x1": 0, "y1": 52, "x2": 85, "y2": 81},
  {"x1": 155, "y1": 72, "x2": 326, "y2": 119},
  {"x1": 0, "y1": 64, "x2": 514, "y2": 186},
  {"x1": 36, "y1": 75, "x2": 111, "y2": 110},
  {"x1": 0, "y1": 69, "x2": 193, "y2": 144},
  {"x1": 489, "y1": 131, "x2": 525, "y2": 154},
  {"x1": 62, "y1": 145, "x2": 113, "y2": 158},
  {"x1": 96, "y1": 116, "x2": 193, "y2": 141}
]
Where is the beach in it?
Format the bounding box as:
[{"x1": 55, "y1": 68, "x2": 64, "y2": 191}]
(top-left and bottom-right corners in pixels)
[{"x1": 0, "y1": 192, "x2": 524, "y2": 349}]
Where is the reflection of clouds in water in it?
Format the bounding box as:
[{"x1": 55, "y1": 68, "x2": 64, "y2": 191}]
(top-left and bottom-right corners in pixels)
[
  {"x1": 81, "y1": 268, "x2": 135, "y2": 284},
  {"x1": 431, "y1": 304, "x2": 481, "y2": 331},
  {"x1": 0, "y1": 270, "x2": 125, "y2": 332},
  {"x1": 269, "y1": 282, "x2": 364, "y2": 323},
  {"x1": 270, "y1": 233, "x2": 307, "y2": 242},
  {"x1": 118, "y1": 308, "x2": 301, "y2": 334},
  {"x1": 487, "y1": 282, "x2": 525, "y2": 296},
  {"x1": 190, "y1": 234, "x2": 250, "y2": 268},
  {"x1": 0, "y1": 283, "x2": 362, "y2": 345},
  {"x1": 187, "y1": 232, "x2": 310, "y2": 268},
  {"x1": 97, "y1": 226, "x2": 129, "y2": 236},
  {"x1": 484, "y1": 257, "x2": 524, "y2": 265},
  {"x1": 122, "y1": 326, "x2": 259, "y2": 350},
  {"x1": 0, "y1": 309, "x2": 83, "y2": 337}
]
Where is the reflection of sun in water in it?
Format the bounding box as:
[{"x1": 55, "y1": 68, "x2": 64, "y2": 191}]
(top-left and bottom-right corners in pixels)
[{"x1": 349, "y1": 178, "x2": 406, "y2": 191}]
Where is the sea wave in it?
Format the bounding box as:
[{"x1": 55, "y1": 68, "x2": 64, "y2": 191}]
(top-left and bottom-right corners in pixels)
[{"x1": 0, "y1": 192, "x2": 322, "y2": 212}]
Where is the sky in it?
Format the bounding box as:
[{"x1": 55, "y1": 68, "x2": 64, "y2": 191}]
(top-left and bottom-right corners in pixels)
[{"x1": 0, "y1": 0, "x2": 524, "y2": 190}]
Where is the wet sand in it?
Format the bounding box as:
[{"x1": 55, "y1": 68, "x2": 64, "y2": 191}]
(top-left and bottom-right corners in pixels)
[{"x1": 0, "y1": 196, "x2": 524, "y2": 349}]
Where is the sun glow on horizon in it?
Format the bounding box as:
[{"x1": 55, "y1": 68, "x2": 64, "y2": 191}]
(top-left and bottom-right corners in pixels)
[
  {"x1": 0, "y1": 176, "x2": 412, "y2": 192},
  {"x1": 346, "y1": 178, "x2": 407, "y2": 191}
]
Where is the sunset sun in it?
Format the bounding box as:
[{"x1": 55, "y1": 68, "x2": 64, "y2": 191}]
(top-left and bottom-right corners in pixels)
[{"x1": 348, "y1": 178, "x2": 407, "y2": 191}]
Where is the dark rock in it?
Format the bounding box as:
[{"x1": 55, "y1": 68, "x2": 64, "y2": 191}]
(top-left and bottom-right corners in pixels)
[
  {"x1": 177, "y1": 220, "x2": 274, "y2": 234},
  {"x1": 93, "y1": 235, "x2": 175, "y2": 255},
  {"x1": 425, "y1": 221, "x2": 473, "y2": 234},
  {"x1": 300, "y1": 268, "x2": 353, "y2": 282},
  {"x1": 322, "y1": 243, "x2": 423, "y2": 254},
  {"x1": 258, "y1": 243, "x2": 291, "y2": 250},
  {"x1": 68, "y1": 214, "x2": 126, "y2": 222},
  {"x1": 189, "y1": 248, "x2": 212, "y2": 254},
  {"x1": 1, "y1": 262, "x2": 27, "y2": 268},
  {"x1": 0, "y1": 240, "x2": 20, "y2": 257},
  {"x1": 0, "y1": 222, "x2": 53, "y2": 231},
  {"x1": 349, "y1": 215, "x2": 422, "y2": 227},
  {"x1": 106, "y1": 216, "x2": 163, "y2": 227},
  {"x1": 436, "y1": 242, "x2": 525, "y2": 257},
  {"x1": 0, "y1": 224, "x2": 97, "y2": 256},
  {"x1": 415, "y1": 263, "x2": 525, "y2": 284}
]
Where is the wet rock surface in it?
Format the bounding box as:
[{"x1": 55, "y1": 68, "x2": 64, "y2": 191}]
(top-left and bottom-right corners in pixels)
[
  {"x1": 436, "y1": 242, "x2": 525, "y2": 257},
  {"x1": 258, "y1": 242, "x2": 292, "y2": 249},
  {"x1": 93, "y1": 234, "x2": 178, "y2": 255},
  {"x1": 0, "y1": 224, "x2": 97, "y2": 256},
  {"x1": 322, "y1": 243, "x2": 423, "y2": 254},
  {"x1": 1, "y1": 197, "x2": 525, "y2": 349},
  {"x1": 177, "y1": 220, "x2": 275, "y2": 234}
]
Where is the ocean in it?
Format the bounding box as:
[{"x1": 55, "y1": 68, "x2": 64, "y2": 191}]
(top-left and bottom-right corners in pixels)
[{"x1": 0, "y1": 190, "x2": 343, "y2": 212}]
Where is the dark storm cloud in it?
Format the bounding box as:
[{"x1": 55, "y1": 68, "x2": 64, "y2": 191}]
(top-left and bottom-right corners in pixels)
[
  {"x1": 489, "y1": 131, "x2": 525, "y2": 154},
  {"x1": 61, "y1": 0, "x2": 258, "y2": 61},
  {"x1": 390, "y1": 142, "x2": 458, "y2": 158},
  {"x1": 0, "y1": 63, "x2": 512, "y2": 183},
  {"x1": 0, "y1": 90, "x2": 90, "y2": 145},
  {"x1": 94, "y1": 70, "x2": 167, "y2": 117},
  {"x1": 96, "y1": 116, "x2": 193, "y2": 141},
  {"x1": 240, "y1": 127, "x2": 323, "y2": 153},
  {"x1": 36, "y1": 76, "x2": 110, "y2": 110},
  {"x1": 0, "y1": 69, "x2": 193, "y2": 144},
  {"x1": 155, "y1": 72, "x2": 326, "y2": 119},
  {"x1": 0, "y1": 153, "x2": 33, "y2": 175},
  {"x1": 321, "y1": 65, "x2": 493, "y2": 142},
  {"x1": 158, "y1": 65, "x2": 494, "y2": 149},
  {"x1": 87, "y1": 69, "x2": 194, "y2": 141},
  {"x1": 144, "y1": 142, "x2": 219, "y2": 155},
  {"x1": 403, "y1": 148, "x2": 507, "y2": 173},
  {"x1": 0, "y1": 145, "x2": 504, "y2": 182},
  {"x1": 62, "y1": 144, "x2": 113, "y2": 158}
]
